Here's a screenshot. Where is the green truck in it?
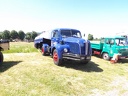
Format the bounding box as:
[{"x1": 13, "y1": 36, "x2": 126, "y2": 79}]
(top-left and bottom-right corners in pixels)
[{"x1": 91, "y1": 36, "x2": 128, "y2": 60}]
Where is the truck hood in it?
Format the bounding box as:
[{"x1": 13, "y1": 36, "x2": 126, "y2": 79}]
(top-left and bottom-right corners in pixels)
[
  {"x1": 62, "y1": 37, "x2": 91, "y2": 55},
  {"x1": 62, "y1": 37, "x2": 87, "y2": 43}
]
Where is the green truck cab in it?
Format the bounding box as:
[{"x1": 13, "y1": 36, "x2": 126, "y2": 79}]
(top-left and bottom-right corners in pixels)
[{"x1": 91, "y1": 36, "x2": 128, "y2": 60}]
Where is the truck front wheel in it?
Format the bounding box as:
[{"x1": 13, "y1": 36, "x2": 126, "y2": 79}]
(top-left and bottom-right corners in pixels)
[
  {"x1": 53, "y1": 49, "x2": 62, "y2": 66},
  {"x1": 102, "y1": 53, "x2": 110, "y2": 60},
  {"x1": 0, "y1": 52, "x2": 3, "y2": 66}
]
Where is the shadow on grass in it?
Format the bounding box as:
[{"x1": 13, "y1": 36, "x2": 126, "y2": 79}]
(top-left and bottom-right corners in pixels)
[
  {"x1": 0, "y1": 61, "x2": 22, "y2": 72},
  {"x1": 62, "y1": 60, "x2": 103, "y2": 72}
]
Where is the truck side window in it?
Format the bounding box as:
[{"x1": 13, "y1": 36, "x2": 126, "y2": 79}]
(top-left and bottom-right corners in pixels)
[
  {"x1": 105, "y1": 39, "x2": 110, "y2": 44},
  {"x1": 115, "y1": 39, "x2": 119, "y2": 45},
  {"x1": 52, "y1": 30, "x2": 59, "y2": 38},
  {"x1": 110, "y1": 39, "x2": 114, "y2": 45}
]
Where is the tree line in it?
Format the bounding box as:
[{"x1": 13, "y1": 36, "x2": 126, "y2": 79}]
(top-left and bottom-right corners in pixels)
[
  {"x1": 88, "y1": 34, "x2": 101, "y2": 41},
  {"x1": 0, "y1": 30, "x2": 99, "y2": 41},
  {"x1": 0, "y1": 30, "x2": 38, "y2": 42}
]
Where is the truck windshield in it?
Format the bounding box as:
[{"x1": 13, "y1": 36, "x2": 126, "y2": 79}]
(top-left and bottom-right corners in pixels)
[
  {"x1": 61, "y1": 30, "x2": 81, "y2": 38},
  {"x1": 115, "y1": 38, "x2": 128, "y2": 46}
]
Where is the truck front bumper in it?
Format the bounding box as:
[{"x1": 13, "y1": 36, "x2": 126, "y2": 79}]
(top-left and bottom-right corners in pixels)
[
  {"x1": 62, "y1": 53, "x2": 91, "y2": 61},
  {"x1": 118, "y1": 56, "x2": 128, "y2": 59}
]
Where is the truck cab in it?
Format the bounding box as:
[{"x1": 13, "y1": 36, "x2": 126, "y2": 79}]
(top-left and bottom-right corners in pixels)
[
  {"x1": 34, "y1": 28, "x2": 92, "y2": 65},
  {"x1": 91, "y1": 36, "x2": 128, "y2": 60}
]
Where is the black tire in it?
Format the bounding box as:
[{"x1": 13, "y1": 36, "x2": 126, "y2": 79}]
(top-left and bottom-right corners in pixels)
[
  {"x1": 0, "y1": 52, "x2": 3, "y2": 66},
  {"x1": 102, "y1": 53, "x2": 110, "y2": 60},
  {"x1": 91, "y1": 50, "x2": 94, "y2": 56},
  {"x1": 53, "y1": 49, "x2": 62, "y2": 66}
]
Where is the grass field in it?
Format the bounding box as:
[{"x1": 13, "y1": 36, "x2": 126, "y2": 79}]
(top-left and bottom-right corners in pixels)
[
  {"x1": 0, "y1": 42, "x2": 128, "y2": 96},
  {"x1": 3, "y1": 42, "x2": 38, "y2": 53}
]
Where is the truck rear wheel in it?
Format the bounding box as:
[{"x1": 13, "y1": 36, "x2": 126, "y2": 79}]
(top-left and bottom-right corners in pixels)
[
  {"x1": 102, "y1": 53, "x2": 110, "y2": 60},
  {"x1": 53, "y1": 49, "x2": 62, "y2": 66},
  {"x1": 41, "y1": 47, "x2": 47, "y2": 56},
  {"x1": 0, "y1": 52, "x2": 3, "y2": 66}
]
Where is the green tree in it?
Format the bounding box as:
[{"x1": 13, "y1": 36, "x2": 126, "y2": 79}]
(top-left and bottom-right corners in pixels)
[
  {"x1": 31, "y1": 31, "x2": 38, "y2": 40},
  {"x1": 18, "y1": 30, "x2": 25, "y2": 41},
  {"x1": 2, "y1": 30, "x2": 10, "y2": 39},
  {"x1": 0, "y1": 32, "x2": 3, "y2": 39},
  {"x1": 25, "y1": 32, "x2": 31, "y2": 40},
  {"x1": 88, "y1": 34, "x2": 94, "y2": 40},
  {"x1": 10, "y1": 30, "x2": 19, "y2": 39}
]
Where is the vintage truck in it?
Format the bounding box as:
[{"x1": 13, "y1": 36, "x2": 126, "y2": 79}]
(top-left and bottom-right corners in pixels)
[
  {"x1": 91, "y1": 36, "x2": 128, "y2": 60},
  {"x1": 34, "y1": 28, "x2": 92, "y2": 66},
  {"x1": 0, "y1": 40, "x2": 9, "y2": 66}
]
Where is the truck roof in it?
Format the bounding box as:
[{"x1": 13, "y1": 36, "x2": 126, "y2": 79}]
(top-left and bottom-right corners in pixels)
[
  {"x1": 35, "y1": 28, "x2": 81, "y2": 40},
  {"x1": 104, "y1": 36, "x2": 126, "y2": 39},
  {"x1": 53, "y1": 28, "x2": 80, "y2": 31}
]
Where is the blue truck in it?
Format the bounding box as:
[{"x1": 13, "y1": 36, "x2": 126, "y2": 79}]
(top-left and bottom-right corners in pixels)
[{"x1": 34, "y1": 28, "x2": 92, "y2": 66}]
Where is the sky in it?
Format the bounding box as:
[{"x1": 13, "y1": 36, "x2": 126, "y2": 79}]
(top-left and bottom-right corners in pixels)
[{"x1": 0, "y1": 0, "x2": 128, "y2": 38}]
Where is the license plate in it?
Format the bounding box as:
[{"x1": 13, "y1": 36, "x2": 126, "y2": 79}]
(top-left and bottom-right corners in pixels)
[
  {"x1": 81, "y1": 57, "x2": 85, "y2": 60},
  {"x1": 120, "y1": 57, "x2": 126, "y2": 59}
]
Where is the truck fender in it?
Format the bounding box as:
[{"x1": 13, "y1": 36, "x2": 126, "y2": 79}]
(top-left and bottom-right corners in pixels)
[
  {"x1": 101, "y1": 50, "x2": 110, "y2": 56},
  {"x1": 42, "y1": 44, "x2": 49, "y2": 53},
  {"x1": 54, "y1": 44, "x2": 69, "y2": 59}
]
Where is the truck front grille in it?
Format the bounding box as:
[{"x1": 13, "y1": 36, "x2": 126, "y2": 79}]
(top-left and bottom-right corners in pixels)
[
  {"x1": 68, "y1": 43, "x2": 80, "y2": 54},
  {"x1": 81, "y1": 41, "x2": 90, "y2": 55},
  {"x1": 68, "y1": 41, "x2": 90, "y2": 55},
  {"x1": 118, "y1": 49, "x2": 128, "y2": 56}
]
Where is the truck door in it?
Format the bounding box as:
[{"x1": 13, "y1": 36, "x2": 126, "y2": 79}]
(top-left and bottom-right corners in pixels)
[
  {"x1": 51, "y1": 30, "x2": 60, "y2": 47},
  {"x1": 103, "y1": 38, "x2": 115, "y2": 57},
  {"x1": 109, "y1": 39, "x2": 116, "y2": 57},
  {"x1": 103, "y1": 38, "x2": 111, "y2": 54}
]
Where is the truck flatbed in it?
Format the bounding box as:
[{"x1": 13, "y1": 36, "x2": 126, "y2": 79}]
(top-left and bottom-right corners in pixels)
[{"x1": 90, "y1": 41, "x2": 104, "y2": 50}]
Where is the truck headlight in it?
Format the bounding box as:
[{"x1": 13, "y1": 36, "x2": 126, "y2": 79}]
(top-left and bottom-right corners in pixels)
[{"x1": 64, "y1": 48, "x2": 68, "y2": 52}]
